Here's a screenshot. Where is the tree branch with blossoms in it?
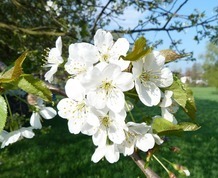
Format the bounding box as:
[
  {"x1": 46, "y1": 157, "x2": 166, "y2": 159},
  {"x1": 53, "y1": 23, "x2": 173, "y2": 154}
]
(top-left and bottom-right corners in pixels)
[{"x1": 0, "y1": 29, "x2": 199, "y2": 177}]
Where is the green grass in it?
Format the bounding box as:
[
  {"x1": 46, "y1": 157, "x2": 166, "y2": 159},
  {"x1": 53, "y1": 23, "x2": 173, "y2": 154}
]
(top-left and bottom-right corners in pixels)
[{"x1": 0, "y1": 87, "x2": 218, "y2": 178}]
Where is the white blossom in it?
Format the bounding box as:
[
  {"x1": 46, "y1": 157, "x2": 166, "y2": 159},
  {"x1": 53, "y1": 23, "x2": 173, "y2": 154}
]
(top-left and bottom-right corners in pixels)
[
  {"x1": 65, "y1": 43, "x2": 100, "y2": 78},
  {"x1": 83, "y1": 63, "x2": 134, "y2": 113},
  {"x1": 132, "y1": 51, "x2": 173, "y2": 106},
  {"x1": 119, "y1": 122, "x2": 163, "y2": 155},
  {"x1": 0, "y1": 127, "x2": 35, "y2": 148},
  {"x1": 82, "y1": 108, "x2": 127, "y2": 146},
  {"x1": 44, "y1": 36, "x2": 63, "y2": 83},
  {"x1": 57, "y1": 78, "x2": 99, "y2": 134},
  {"x1": 94, "y1": 29, "x2": 130, "y2": 70},
  {"x1": 30, "y1": 98, "x2": 57, "y2": 129}
]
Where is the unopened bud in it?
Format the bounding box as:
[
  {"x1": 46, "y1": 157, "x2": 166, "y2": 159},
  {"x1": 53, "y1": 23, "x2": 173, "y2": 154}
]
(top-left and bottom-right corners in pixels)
[
  {"x1": 27, "y1": 94, "x2": 38, "y2": 105},
  {"x1": 168, "y1": 171, "x2": 177, "y2": 178},
  {"x1": 172, "y1": 164, "x2": 190, "y2": 176}
]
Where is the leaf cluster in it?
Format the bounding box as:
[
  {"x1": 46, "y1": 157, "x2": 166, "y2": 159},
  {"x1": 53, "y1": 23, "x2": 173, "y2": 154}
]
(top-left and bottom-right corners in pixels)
[{"x1": 0, "y1": 53, "x2": 52, "y2": 132}]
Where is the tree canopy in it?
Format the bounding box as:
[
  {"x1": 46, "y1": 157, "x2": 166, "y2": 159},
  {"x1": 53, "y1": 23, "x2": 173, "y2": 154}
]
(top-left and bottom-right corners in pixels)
[
  {"x1": 0, "y1": 0, "x2": 217, "y2": 73},
  {"x1": 201, "y1": 43, "x2": 218, "y2": 88}
]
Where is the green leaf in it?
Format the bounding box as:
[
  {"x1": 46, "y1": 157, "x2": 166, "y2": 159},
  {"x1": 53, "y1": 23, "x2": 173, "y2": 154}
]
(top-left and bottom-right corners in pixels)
[
  {"x1": 166, "y1": 76, "x2": 187, "y2": 108},
  {"x1": 0, "y1": 95, "x2": 7, "y2": 132},
  {"x1": 152, "y1": 118, "x2": 200, "y2": 135},
  {"x1": 159, "y1": 49, "x2": 190, "y2": 63},
  {"x1": 183, "y1": 86, "x2": 197, "y2": 119},
  {"x1": 0, "y1": 52, "x2": 28, "y2": 83},
  {"x1": 165, "y1": 76, "x2": 197, "y2": 120},
  {"x1": 16, "y1": 74, "x2": 52, "y2": 102},
  {"x1": 121, "y1": 37, "x2": 152, "y2": 61}
]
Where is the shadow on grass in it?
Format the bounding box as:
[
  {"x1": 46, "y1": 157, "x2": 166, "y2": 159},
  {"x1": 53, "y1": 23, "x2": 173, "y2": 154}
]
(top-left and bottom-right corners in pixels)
[{"x1": 0, "y1": 98, "x2": 218, "y2": 178}]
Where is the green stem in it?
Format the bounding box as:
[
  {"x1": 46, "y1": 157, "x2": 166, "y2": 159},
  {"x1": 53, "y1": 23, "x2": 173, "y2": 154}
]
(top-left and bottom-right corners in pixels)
[
  {"x1": 13, "y1": 94, "x2": 29, "y2": 106},
  {"x1": 153, "y1": 154, "x2": 170, "y2": 174}
]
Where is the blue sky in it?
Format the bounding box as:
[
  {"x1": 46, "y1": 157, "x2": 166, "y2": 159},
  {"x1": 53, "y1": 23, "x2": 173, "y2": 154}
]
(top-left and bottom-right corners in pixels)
[{"x1": 104, "y1": 0, "x2": 218, "y2": 74}]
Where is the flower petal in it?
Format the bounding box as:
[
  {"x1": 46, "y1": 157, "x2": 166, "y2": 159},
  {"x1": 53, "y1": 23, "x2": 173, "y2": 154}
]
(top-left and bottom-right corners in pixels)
[
  {"x1": 91, "y1": 145, "x2": 106, "y2": 163},
  {"x1": 44, "y1": 65, "x2": 58, "y2": 83},
  {"x1": 136, "y1": 133, "x2": 155, "y2": 152},
  {"x1": 92, "y1": 129, "x2": 107, "y2": 146},
  {"x1": 87, "y1": 90, "x2": 107, "y2": 109},
  {"x1": 30, "y1": 112, "x2": 42, "y2": 129},
  {"x1": 143, "y1": 51, "x2": 165, "y2": 72},
  {"x1": 107, "y1": 88, "x2": 125, "y2": 112},
  {"x1": 20, "y1": 127, "x2": 35, "y2": 138},
  {"x1": 65, "y1": 78, "x2": 85, "y2": 101},
  {"x1": 114, "y1": 72, "x2": 134, "y2": 91},
  {"x1": 94, "y1": 29, "x2": 113, "y2": 53},
  {"x1": 68, "y1": 118, "x2": 84, "y2": 134},
  {"x1": 1, "y1": 131, "x2": 21, "y2": 148},
  {"x1": 105, "y1": 144, "x2": 120, "y2": 163},
  {"x1": 55, "y1": 36, "x2": 62, "y2": 54},
  {"x1": 135, "y1": 79, "x2": 161, "y2": 106},
  {"x1": 108, "y1": 124, "x2": 125, "y2": 144},
  {"x1": 68, "y1": 43, "x2": 100, "y2": 64},
  {"x1": 155, "y1": 68, "x2": 173, "y2": 87},
  {"x1": 57, "y1": 98, "x2": 77, "y2": 119},
  {"x1": 39, "y1": 107, "x2": 57, "y2": 119}
]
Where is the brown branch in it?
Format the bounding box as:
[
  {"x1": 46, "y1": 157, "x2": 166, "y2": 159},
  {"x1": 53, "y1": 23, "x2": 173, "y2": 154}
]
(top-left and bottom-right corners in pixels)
[
  {"x1": 46, "y1": 83, "x2": 67, "y2": 97},
  {"x1": 0, "y1": 22, "x2": 66, "y2": 36},
  {"x1": 163, "y1": 0, "x2": 188, "y2": 29},
  {"x1": 91, "y1": 0, "x2": 113, "y2": 34},
  {"x1": 131, "y1": 151, "x2": 160, "y2": 178},
  {"x1": 112, "y1": 18, "x2": 217, "y2": 34}
]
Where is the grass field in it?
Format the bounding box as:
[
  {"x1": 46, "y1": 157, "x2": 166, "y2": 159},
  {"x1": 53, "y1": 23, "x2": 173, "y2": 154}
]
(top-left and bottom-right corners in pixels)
[{"x1": 0, "y1": 87, "x2": 218, "y2": 178}]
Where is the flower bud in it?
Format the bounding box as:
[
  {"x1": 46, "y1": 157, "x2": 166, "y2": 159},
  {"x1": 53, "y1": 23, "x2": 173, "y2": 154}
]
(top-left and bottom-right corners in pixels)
[{"x1": 172, "y1": 164, "x2": 190, "y2": 176}]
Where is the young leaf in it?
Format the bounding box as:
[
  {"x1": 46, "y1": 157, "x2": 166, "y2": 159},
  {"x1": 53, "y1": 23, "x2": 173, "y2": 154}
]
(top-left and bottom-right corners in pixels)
[
  {"x1": 165, "y1": 76, "x2": 197, "y2": 120},
  {"x1": 121, "y1": 37, "x2": 152, "y2": 61},
  {"x1": 16, "y1": 74, "x2": 52, "y2": 102},
  {"x1": 159, "y1": 50, "x2": 190, "y2": 63},
  {"x1": 0, "y1": 95, "x2": 7, "y2": 133},
  {"x1": 152, "y1": 118, "x2": 200, "y2": 135},
  {"x1": 183, "y1": 86, "x2": 197, "y2": 120},
  {"x1": 166, "y1": 76, "x2": 187, "y2": 108},
  {"x1": 0, "y1": 52, "x2": 28, "y2": 83}
]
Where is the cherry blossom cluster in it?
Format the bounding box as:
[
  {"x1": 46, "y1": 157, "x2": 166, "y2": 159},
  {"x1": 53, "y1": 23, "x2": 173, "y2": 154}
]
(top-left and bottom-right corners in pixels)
[
  {"x1": 45, "y1": 29, "x2": 177, "y2": 163},
  {"x1": 0, "y1": 29, "x2": 179, "y2": 164}
]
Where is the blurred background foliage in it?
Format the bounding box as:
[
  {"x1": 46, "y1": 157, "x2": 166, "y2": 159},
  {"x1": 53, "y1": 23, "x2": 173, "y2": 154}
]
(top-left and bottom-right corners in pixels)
[{"x1": 0, "y1": 0, "x2": 217, "y2": 74}]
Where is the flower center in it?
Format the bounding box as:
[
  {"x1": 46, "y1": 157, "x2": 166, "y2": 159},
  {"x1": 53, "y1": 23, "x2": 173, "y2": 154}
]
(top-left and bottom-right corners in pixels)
[
  {"x1": 100, "y1": 80, "x2": 114, "y2": 94},
  {"x1": 76, "y1": 102, "x2": 86, "y2": 113},
  {"x1": 101, "y1": 53, "x2": 110, "y2": 62},
  {"x1": 101, "y1": 116, "x2": 111, "y2": 127},
  {"x1": 140, "y1": 71, "x2": 159, "y2": 85}
]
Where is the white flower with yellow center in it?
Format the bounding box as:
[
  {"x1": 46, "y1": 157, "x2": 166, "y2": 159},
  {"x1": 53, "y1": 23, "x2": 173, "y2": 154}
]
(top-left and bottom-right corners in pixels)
[
  {"x1": 118, "y1": 122, "x2": 163, "y2": 155},
  {"x1": 57, "y1": 78, "x2": 99, "y2": 134},
  {"x1": 44, "y1": 36, "x2": 63, "y2": 83},
  {"x1": 94, "y1": 29, "x2": 130, "y2": 70},
  {"x1": 132, "y1": 51, "x2": 173, "y2": 106},
  {"x1": 82, "y1": 108, "x2": 127, "y2": 146},
  {"x1": 83, "y1": 63, "x2": 134, "y2": 113},
  {"x1": 65, "y1": 43, "x2": 100, "y2": 78}
]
